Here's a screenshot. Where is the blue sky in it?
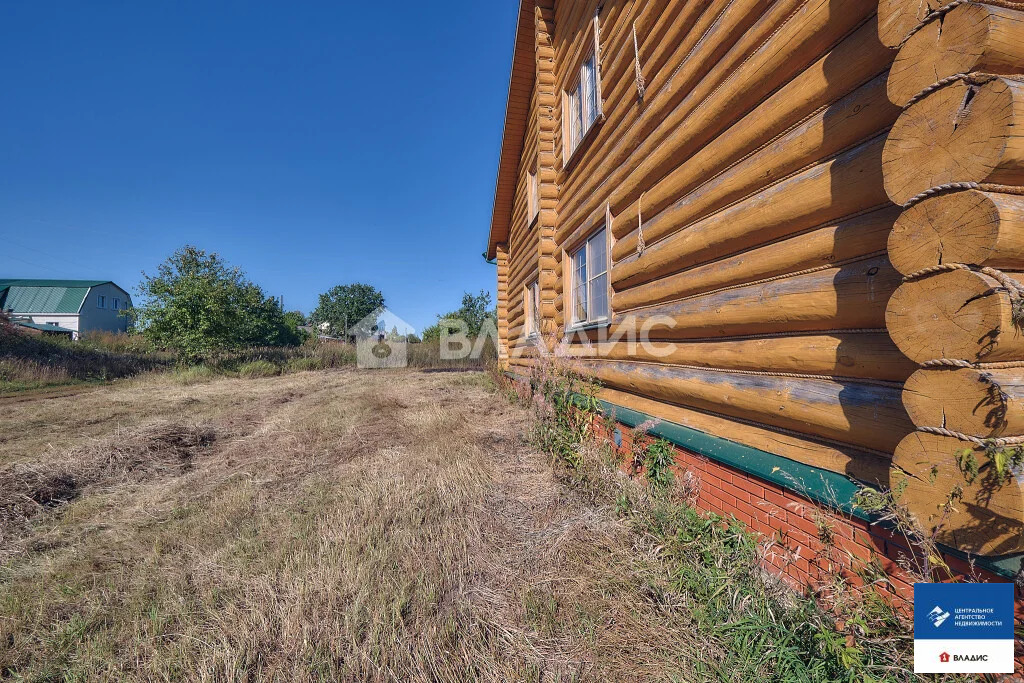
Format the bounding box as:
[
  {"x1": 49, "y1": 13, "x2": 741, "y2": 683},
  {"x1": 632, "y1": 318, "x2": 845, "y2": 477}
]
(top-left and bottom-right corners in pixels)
[{"x1": 0, "y1": 1, "x2": 518, "y2": 333}]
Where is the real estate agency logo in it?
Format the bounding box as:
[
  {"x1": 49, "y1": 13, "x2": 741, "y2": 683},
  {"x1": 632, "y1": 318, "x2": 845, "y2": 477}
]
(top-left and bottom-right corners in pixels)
[
  {"x1": 913, "y1": 583, "x2": 1015, "y2": 675},
  {"x1": 938, "y1": 651, "x2": 991, "y2": 665}
]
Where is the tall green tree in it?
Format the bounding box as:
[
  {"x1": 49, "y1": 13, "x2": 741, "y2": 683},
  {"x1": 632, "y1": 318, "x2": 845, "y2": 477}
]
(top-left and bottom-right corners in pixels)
[
  {"x1": 422, "y1": 291, "x2": 497, "y2": 341},
  {"x1": 133, "y1": 245, "x2": 299, "y2": 362},
  {"x1": 283, "y1": 310, "x2": 310, "y2": 343},
  {"x1": 311, "y1": 283, "x2": 385, "y2": 337}
]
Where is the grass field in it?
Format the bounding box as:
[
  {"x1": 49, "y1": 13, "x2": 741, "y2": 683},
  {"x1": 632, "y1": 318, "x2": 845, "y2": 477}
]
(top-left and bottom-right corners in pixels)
[{"x1": 0, "y1": 368, "x2": 727, "y2": 682}]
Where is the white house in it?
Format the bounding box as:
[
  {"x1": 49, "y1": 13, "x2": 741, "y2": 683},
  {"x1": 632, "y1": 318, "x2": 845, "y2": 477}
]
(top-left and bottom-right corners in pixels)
[{"x1": 0, "y1": 279, "x2": 133, "y2": 339}]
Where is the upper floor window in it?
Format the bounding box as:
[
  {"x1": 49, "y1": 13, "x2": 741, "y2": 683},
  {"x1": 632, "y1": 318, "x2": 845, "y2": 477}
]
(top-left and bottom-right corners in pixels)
[
  {"x1": 112, "y1": 297, "x2": 120, "y2": 311},
  {"x1": 525, "y1": 278, "x2": 541, "y2": 338},
  {"x1": 563, "y1": 11, "x2": 603, "y2": 163},
  {"x1": 97, "y1": 295, "x2": 106, "y2": 309},
  {"x1": 570, "y1": 227, "x2": 609, "y2": 327}
]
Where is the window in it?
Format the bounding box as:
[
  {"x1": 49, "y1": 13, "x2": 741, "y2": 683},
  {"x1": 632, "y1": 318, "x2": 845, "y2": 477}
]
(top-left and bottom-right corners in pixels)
[
  {"x1": 570, "y1": 227, "x2": 609, "y2": 327},
  {"x1": 528, "y1": 167, "x2": 540, "y2": 225},
  {"x1": 97, "y1": 295, "x2": 105, "y2": 309},
  {"x1": 112, "y1": 298, "x2": 120, "y2": 311},
  {"x1": 563, "y1": 12, "x2": 603, "y2": 161},
  {"x1": 525, "y1": 279, "x2": 541, "y2": 338}
]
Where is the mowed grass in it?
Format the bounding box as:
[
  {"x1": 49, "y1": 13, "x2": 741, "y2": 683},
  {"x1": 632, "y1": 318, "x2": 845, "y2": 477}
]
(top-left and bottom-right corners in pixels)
[{"x1": 1, "y1": 369, "x2": 709, "y2": 682}]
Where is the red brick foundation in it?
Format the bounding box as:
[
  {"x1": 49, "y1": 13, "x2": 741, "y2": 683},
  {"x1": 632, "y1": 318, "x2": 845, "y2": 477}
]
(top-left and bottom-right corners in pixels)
[{"x1": 594, "y1": 419, "x2": 1024, "y2": 680}]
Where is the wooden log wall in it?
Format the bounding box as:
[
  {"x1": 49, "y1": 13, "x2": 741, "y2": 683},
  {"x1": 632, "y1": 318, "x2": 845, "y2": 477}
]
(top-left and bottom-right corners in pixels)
[
  {"x1": 499, "y1": 0, "x2": 1021, "y2": 555},
  {"x1": 501, "y1": 1, "x2": 917, "y2": 485},
  {"x1": 880, "y1": 0, "x2": 1024, "y2": 556}
]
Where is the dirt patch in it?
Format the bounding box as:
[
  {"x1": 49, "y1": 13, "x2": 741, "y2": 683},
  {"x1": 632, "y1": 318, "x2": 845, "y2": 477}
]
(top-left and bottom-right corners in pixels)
[{"x1": 0, "y1": 422, "x2": 216, "y2": 557}]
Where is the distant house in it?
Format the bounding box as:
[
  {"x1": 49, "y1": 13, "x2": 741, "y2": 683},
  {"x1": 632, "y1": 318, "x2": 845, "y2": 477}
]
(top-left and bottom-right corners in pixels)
[{"x1": 0, "y1": 279, "x2": 132, "y2": 339}]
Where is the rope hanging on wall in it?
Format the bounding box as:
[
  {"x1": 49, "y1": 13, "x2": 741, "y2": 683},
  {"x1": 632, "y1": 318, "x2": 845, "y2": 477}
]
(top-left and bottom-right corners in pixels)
[
  {"x1": 632, "y1": 21, "x2": 646, "y2": 102},
  {"x1": 636, "y1": 191, "x2": 646, "y2": 256}
]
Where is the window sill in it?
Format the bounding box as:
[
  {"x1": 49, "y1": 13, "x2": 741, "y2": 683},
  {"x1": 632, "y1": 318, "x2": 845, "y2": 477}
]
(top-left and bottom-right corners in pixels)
[
  {"x1": 562, "y1": 113, "x2": 605, "y2": 174},
  {"x1": 566, "y1": 319, "x2": 611, "y2": 334}
]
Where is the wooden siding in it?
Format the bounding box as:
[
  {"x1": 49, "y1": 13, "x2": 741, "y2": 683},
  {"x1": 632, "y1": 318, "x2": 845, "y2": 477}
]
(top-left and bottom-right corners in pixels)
[{"x1": 489, "y1": 0, "x2": 1024, "y2": 556}]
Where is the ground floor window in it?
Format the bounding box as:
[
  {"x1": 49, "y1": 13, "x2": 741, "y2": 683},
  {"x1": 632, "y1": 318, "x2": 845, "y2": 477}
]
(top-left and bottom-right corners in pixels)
[{"x1": 570, "y1": 227, "x2": 608, "y2": 326}]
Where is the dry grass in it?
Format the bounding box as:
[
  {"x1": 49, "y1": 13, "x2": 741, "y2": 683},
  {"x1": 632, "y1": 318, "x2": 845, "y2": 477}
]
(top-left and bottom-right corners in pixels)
[{"x1": 1, "y1": 369, "x2": 708, "y2": 681}]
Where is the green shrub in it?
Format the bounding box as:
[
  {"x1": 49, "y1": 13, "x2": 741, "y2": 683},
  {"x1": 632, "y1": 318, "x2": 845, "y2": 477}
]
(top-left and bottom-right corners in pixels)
[
  {"x1": 170, "y1": 365, "x2": 217, "y2": 385},
  {"x1": 237, "y1": 360, "x2": 280, "y2": 379},
  {"x1": 285, "y1": 357, "x2": 323, "y2": 373}
]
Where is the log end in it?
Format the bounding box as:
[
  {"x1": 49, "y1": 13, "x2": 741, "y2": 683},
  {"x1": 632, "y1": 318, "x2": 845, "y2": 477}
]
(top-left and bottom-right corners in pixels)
[
  {"x1": 888, "y1": 190, "x2": 1003, "y2": 275},
  {"x1": 887, "y1": 3, "x2": 992, "y2": 108},
  {"x1": 903, "y1": 366, "x2": 1013, "y2": 437},
  {"x1": 882, "y1": 80, "x2": 1015, "y2": 205},
  {"x1": 892, "y1": 431, "x2": 1024, "y2": 556},
  {"x1": 877, "y1": 0, "x2": 946, "y2": 49},
  {"x1": 885, "y1": 269, "x2": 1013, "y2": 364}
]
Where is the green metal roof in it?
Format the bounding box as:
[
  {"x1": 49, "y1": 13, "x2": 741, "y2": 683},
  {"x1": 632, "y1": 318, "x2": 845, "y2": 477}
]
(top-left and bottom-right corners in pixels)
[
  {"x1": 1, "y1": 285, "x2": 91, "y2": 313},
  {"x1": 12, "y1": 320, "x2": 74, "y2": 334},
  {"x1": 0, "y1": 279, "x2": 110, "y2": 288},
  {"x1": 0, "y1": 279, "x2": 128, "y2": 315}
]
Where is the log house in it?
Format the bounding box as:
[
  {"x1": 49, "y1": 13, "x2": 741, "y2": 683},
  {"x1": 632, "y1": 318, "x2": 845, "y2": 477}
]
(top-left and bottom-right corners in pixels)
[{"x1": 486, "y1": 0, "x2": 1024, "y2": 564}]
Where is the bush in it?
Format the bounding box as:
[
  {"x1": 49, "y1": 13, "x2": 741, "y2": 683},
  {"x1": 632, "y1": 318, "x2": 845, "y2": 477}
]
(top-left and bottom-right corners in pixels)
[
  {"x1": 285, "y1": 357, "x2": 323, "y2": 373},
  {"x1": 134, "y1": 245, "x2": 302, "y2": 363},
  {"x1": 169, "y1": 365, "x2": 218, "y2": 385},
  {"x1": 237, "y1": 360, "x2": 280, "y2": 379}
]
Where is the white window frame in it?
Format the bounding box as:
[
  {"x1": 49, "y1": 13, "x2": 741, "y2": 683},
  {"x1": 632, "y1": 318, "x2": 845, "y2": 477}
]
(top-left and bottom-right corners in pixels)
[
  {"x1": 524, "y1": 278, "x2": 541, "y2": 338},
  {"x1": 112, "y1": 297, "x2": 120, "y2": 311},
  {"x1": 569, "y1": 226, "x2": 610, "y2": 328},
  {"x1": 561, "y1": 9, "x2": 603, "y2": 166},
  {"x1": 97, "y1": 295, "x2": 105, "y2": 309}
]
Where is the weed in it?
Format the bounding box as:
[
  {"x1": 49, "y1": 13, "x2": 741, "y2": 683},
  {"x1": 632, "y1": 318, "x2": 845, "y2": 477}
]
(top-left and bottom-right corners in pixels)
[
  {"x1": 496, "y1": 360, "x2": 974, "y2": 682},
  {"x1": 284, "y1": 356, "x2": 323, "y2": 373},
  {"x1": 236, "y1": 360, "x2": 280, "y2": 379},
  {"x1": 169, "y1": 365, "x2": 217, "y2": 385},
  {"x1": 642, "y1": 438, "x2": 675, "y2": 492}
]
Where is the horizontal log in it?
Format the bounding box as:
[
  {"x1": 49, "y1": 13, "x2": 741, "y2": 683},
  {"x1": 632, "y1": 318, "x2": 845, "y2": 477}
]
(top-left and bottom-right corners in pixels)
[
  {"x1": 904, "y1": 366, "x2": 1024, "y2": 437},
  {"x1": 889, "y1": 3, "x2": 1024, "y2": 107},
  {"x1": 612, "y1": 72, "x2": 899, "y2": 260},
  {"x1": 612, "y1": 206, "x2": 897, "y2": 310},
  {"x1": 612, "y1": 136, "x2": 890, "y2": 290},
  {"x1": 877, "y1": 0, "x2": 949, "y2": 48},
  {"x1": 609, "y1": 18, "x2": 895, "y2": 245},
  {"x1": 577, "y1": 359, "x2": 912, "y2": 454},
  {"x1": 598, "y1": 385, "x2": 891, "y2": 485},
  {"x1": 610, "y1": 256, "x2": 898, "y2": 341},
  {"x1": 885, "y1": 268, "x2": 1024, "y2": 363},
  {"x1": 557, "y1": 0, "x2": 732, "y2": 198},
  {"x1": 883, "y1": 77, "x2": 1024, "y2": 205},
  {"x1": 561, "y1": 332, "x2": 915, "y2": 382},
  {"x1": 557, "y1": 0, "x2": 787, "y2": 232},
  {"x1": 600, "y1": 0, "x2": 880, "y2": 235},
  {"x1": 893, "y1": 431, "x2": 1024, "y2": 555},
  {"x1": 888, "y1": 191, "x2": 1024, "y2": 275}
]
